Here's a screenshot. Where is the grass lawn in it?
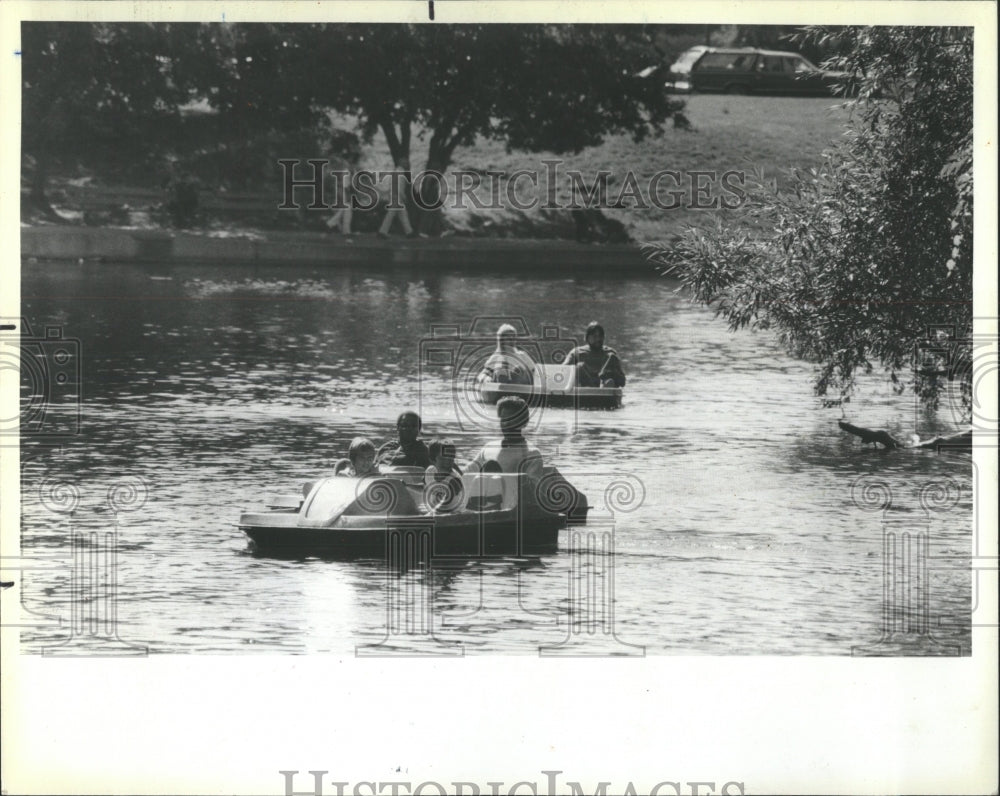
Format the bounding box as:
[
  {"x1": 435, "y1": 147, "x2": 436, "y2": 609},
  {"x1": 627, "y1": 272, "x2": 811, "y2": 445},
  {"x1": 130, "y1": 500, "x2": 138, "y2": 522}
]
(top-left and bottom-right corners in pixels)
[
  {"x1": 34, "y1": 94, "x2": 855, "y2": 244},
  {"x1": 435, "y1": 93, "x2": 854, "y2": 243}
]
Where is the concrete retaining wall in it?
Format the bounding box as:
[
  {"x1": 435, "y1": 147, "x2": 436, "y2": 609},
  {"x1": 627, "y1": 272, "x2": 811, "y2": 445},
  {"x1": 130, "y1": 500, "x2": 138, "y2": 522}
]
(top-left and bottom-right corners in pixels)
[{"x1": 21, "y1": 225, "x2": 658, "y2": 273}]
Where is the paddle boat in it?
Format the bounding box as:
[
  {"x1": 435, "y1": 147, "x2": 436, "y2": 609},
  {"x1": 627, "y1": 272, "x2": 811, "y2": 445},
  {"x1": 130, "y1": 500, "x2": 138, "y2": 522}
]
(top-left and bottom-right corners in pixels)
[
  {"x1": 239, "y1": 466, "x2": 588, "y2": 558},
  {"x1": 477, "y1": 364, "x2": 623, "y2": 410}
]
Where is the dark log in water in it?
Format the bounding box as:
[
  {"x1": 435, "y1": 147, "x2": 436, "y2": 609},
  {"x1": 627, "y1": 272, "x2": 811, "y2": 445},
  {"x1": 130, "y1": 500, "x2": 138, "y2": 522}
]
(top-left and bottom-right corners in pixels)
[
  {"x1": 838, "y1": 419, "x2": 901, "y2": 449},
  {"x1": 839, "y1": 420, "x2": 972, "y2": 451}
]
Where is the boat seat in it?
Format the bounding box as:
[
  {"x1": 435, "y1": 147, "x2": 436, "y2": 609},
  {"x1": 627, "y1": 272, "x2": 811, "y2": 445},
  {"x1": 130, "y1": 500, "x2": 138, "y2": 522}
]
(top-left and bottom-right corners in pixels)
[
  {"x1": 534, "y1": 364, "x2": 577, "y2": 393},
  {"x1": 462, "y1": 473, "x2": 506, "y2": 512},
  {"x1": 462, "y1": 473, "x2": 526, "y2": 511}
]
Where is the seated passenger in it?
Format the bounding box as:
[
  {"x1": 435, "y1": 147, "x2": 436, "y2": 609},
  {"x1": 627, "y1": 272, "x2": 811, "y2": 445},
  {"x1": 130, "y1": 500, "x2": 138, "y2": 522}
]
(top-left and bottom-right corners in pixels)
[
  {"x1": 478, "y1": 324, "x2": 535, "y2": 385},
  {"x1": 375, "y1": 411, "x2": 431, "y2": 468},
  {"x1": 562, "y1": 321, "x2": 626, "y2": 388},
  {"x1": 334, "y1": 437, "x2": 379, "y2": 477},
  {"x1": 466, "y1": 459, "x2": 504, "y2": 511},
  {"x1": 424, "y1": 438, "x2": 465, "y2": 512},
  {"x1": 468, "y1": 396, "x2": 544, "y2": 482},
  {"x1": 303, "y1": 437, "x2": 378, "y2": 496}
]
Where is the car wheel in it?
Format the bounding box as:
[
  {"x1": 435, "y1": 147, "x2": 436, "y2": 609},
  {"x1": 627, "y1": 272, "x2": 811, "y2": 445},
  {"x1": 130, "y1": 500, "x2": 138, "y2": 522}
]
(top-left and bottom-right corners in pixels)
[{"x1": 726, "y1": 83, "x2": 751, "y2": 95}]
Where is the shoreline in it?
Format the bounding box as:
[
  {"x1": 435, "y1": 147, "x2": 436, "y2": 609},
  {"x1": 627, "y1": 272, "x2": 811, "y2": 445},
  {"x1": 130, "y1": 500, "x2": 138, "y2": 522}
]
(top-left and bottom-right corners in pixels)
[{"x1": 20, "y1": 223, "x2": 658, "y2": 272}]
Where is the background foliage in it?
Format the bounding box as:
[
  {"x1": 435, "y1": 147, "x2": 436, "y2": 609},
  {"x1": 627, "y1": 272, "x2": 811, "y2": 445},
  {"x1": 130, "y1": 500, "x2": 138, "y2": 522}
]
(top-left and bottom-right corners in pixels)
[{"x1": 648, "y1": 26, "x2": 974, "y2": 414}]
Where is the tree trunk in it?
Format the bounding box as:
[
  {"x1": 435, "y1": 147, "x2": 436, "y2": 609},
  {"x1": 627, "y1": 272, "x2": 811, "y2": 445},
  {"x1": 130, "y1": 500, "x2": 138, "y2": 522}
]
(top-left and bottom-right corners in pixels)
[
  {"x1": 417, "y1": 154, "x2": 448, "y2": 237},
  {"x1": 417, "y1": 132, "x2": 458, "y2": 237}
]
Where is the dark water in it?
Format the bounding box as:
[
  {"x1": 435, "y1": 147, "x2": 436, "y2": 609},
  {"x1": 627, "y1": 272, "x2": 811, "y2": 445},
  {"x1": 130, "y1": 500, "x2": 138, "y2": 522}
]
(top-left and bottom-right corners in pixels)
[{"x1": 18, "y1": 260, "x2": 972, "y2": 654}]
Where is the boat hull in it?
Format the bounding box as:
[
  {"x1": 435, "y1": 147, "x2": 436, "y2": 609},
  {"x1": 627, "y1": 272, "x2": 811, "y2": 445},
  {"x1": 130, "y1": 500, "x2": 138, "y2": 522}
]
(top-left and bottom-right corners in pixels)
[
  {"x1": 478, "y1": 381, "x2": 622, "y2": 409},
  {"x1": 239, "y1": 469, "x2": 582, "y2": 559},
  {"x1": 240, "y1": 510, "x2": 562, "y2": 558}
]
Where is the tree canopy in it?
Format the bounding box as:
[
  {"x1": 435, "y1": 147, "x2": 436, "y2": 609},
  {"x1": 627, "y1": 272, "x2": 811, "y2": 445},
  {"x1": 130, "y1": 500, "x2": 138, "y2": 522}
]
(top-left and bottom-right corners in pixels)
[
  {"x1": 202, "y1": 23, "x2": 686, "y2": 173},
  {"x1": 22, "y1": 23, "x2": 684, "y2": 174},
  {"x1": 21, "y1": 23, "x2": 191, "y2": 211},
  {"x1": 648, "y1": 26, "x2": 974, "y2": 415}
]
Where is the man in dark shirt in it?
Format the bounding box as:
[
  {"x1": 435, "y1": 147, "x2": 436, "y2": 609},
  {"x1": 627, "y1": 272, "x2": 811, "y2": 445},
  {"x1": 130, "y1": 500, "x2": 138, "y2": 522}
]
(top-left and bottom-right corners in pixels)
[
  {"x1": 562, "y1": 321, "x2": 626, "y2": 388},
  {"x1": 375, "y1": 411, "x2": 431, "y2": 467}
]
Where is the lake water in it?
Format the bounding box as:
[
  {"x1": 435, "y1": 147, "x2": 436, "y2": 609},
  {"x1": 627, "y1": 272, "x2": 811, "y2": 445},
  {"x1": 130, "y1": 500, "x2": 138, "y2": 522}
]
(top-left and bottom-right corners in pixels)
[{"x1": 17, "y1": 260, "x2": 973, "y2": 655}]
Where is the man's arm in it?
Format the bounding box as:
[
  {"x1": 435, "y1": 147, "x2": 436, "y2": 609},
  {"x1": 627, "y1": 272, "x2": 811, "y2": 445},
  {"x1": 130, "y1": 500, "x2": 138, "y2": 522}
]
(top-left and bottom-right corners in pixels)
[
  {"x1": 603, "y1": 352, "x2": 626, "y2": 387},
  {"x1": 520, "y1": 450, "x2": 545, "y2": 481},
  {"x1": 374, "y1": 440, "x2": 398, "y2": 465},
  {"x1": 561, "y1": 347, "x2": 581, "y2": 366}
]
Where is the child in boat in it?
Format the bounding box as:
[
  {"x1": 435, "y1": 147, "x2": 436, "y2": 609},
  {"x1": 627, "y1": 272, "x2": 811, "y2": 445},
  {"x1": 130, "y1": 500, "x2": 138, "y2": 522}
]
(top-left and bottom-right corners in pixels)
[
  {"x1": 332, "y1": 437, "x2": 379, "y2": 477},
  {"x1": 423, "y1": 437, "x2": 465, "y2": 512},
  {"x1": 303, "y1": 437, "x2": 379, "y2": 496}
]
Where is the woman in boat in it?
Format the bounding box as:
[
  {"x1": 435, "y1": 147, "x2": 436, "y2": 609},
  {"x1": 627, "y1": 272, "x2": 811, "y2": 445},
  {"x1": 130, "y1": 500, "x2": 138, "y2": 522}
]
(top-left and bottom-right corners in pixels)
[
  {"x1": 478, "y1": 324, "x2": 535, "y2": 385},
  {"x1": 468, "y1": 396, "x2": 544, "y2": 481},
  {"x1": 562, "y1": 321, "x2": 626, "y2": 388},
  {"x1": 375, "y1": 411, "x2": 432, "y2": 468}
]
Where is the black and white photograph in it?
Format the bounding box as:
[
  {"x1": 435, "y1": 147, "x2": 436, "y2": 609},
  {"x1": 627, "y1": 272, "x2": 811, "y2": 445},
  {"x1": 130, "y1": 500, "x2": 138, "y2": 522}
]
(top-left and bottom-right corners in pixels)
[{"x1": 1, "y1": 1, "x2": 996, "y2": 793}]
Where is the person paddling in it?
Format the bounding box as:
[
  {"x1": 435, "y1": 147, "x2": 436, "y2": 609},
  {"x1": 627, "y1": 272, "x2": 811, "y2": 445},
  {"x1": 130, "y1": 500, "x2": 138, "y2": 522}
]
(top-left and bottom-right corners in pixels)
[{"x1": 562, "y1": 321, "x2": 626, "y2": 388}]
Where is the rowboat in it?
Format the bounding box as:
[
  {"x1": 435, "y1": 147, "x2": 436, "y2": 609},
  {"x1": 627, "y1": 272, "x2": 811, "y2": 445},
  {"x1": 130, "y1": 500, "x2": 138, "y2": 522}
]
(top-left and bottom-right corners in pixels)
[
  {"x1": 239, "y1": 466, "x2": 588, "y2": 558},
  {"x1": 477, "y1": 364, "x2": 623, "y2": 409}
]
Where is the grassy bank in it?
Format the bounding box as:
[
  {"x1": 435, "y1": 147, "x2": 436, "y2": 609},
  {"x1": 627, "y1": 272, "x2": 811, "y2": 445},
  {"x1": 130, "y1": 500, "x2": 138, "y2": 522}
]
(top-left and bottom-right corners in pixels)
[
  {"x1": 26, "y1": 94, "x2": 853, "y2": 245},
  {"x1": 443, "y1": 93, "x2": 852, "y2": 243}
]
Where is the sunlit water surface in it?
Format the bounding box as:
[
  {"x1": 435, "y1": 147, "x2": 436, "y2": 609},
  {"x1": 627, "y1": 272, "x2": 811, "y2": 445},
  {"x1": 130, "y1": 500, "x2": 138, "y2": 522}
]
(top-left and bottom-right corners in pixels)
[{"x1": 19, "y1": 261, "x2": 972, "y2": 655}]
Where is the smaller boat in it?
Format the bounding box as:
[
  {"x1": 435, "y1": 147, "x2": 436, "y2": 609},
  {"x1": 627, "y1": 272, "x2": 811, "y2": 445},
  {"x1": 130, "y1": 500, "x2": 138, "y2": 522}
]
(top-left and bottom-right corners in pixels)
[
  {"x1": 239, "y1": 466, "x2": 588, "y2": 558},
  {"x1": 477, "y1": 364, "x2": 622, "y2": 409}
]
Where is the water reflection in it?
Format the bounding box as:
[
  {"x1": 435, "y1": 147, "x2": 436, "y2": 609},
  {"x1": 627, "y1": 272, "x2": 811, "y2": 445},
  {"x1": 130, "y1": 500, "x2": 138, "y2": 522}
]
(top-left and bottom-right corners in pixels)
[{"x1": 18, "y1": 261, "x2": 972, "y2": 655}]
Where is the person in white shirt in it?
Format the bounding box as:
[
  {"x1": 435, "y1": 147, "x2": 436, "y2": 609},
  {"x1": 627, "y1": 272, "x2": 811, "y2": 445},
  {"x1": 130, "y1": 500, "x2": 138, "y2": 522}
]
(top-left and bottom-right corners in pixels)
[
  {"x1": 468, "y1": 396, "x2": 543, "y2": 481},
  {"x1": 478, "y1": 324, "x2": 535, "y2": 386}
]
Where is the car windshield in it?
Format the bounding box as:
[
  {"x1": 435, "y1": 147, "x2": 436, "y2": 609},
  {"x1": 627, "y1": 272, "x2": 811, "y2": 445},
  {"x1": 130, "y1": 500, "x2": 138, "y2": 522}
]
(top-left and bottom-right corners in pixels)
[
  {"x1": 695, "y1": 52, "x2": 757, "y2": 71},
  {"x1": 789, "y1": 55, "x2": 819, "y2": 72},
  {"x1": 670, "y1": 48, "x2": 705, "y2": 73}
]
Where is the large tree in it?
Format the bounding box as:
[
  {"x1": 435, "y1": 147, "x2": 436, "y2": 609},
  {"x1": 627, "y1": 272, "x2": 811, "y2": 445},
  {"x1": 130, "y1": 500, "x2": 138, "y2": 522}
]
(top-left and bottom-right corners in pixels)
[
  {"x1": 21, "y1": 23, "x2": 191, "y2": 217},
  {"x1": 316, "y1": 24, "x2": 685, "y2": 171},
  {"x1": 648, "y1": 26, "x2": 973, "y2": 416},
  {"x1": 204, "y1": 24, "x2": 685, "y2": 227}
]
